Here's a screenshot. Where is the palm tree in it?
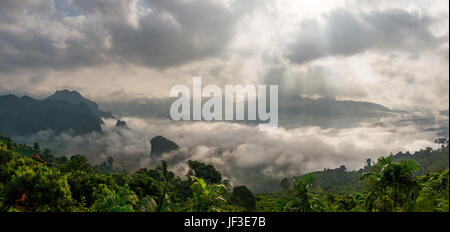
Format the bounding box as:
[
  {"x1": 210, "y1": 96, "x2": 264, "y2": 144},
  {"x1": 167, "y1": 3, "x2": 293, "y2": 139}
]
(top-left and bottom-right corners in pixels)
[
  {"x1": 157, "y1": 160, "x2": 171, "y2": 212},
  {"x1": 360, "y1": 157, "x2": 420, "y2": 212},
  {"x1": 390, "y1": 160, "x2": 420, "y2": 210},
  {"x1": 360, "y1": 157, "x2": 391, "y2": 211},
  {"x1": 291, "y1": 174, "x2": 316, "y2": 212}
]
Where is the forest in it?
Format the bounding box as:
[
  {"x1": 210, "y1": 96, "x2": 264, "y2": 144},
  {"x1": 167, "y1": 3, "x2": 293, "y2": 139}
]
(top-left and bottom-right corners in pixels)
[{"x1": 0, "y1": 132, "x2": 448, "y2": 212}]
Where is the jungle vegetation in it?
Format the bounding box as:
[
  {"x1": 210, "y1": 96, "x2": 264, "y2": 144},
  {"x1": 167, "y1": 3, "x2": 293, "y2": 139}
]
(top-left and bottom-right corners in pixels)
[{"x1": 0, "y1": 132, "x2": 448, "y2": 212}]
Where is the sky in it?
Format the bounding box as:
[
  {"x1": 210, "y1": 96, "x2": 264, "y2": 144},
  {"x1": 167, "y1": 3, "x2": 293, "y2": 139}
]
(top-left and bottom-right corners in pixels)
[{"x1": 1, "y1": 0, "x2": 449, "y2": 191}]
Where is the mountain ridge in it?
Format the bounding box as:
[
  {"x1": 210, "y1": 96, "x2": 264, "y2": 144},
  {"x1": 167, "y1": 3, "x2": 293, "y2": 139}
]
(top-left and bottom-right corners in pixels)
[
  {"x1": 46, "y1": 90, "x2": 115, "y2": 120},
  {"x1": 0, "y1": 91, "x2": 106, "y2": 136}
]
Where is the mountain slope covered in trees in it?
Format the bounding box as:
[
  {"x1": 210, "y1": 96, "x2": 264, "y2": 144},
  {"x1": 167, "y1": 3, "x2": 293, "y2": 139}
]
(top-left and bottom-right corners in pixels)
[{"x1": 291, "y1": 142, "x2": 449, "y2": 194}]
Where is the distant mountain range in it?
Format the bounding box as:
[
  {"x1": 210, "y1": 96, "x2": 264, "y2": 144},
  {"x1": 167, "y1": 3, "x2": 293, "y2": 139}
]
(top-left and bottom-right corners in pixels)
[
  {"x1": 99, "y1": 95, "x2": 394, "y2": 129},
  {"x1": 0, "y1": 90, "x2": 114, "y2": 136}
]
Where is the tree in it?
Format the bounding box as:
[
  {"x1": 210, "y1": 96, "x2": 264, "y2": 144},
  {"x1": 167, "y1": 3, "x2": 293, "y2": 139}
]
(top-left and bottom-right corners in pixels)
[
  {"x1": 290, "y1": 174, "x2": 320, "y2": 212},
  {"x1": 360, "y1": 157, "x2": 420, "y2": 212},
  {"x1": 91, "y1": 184, "x2": 138, "y2": 212},
  {"x1": 66, "y1": 170, "x2": 116, "y2": 207},
  {"x1": 3, "y1": 164, "x2": 73, "y2": 211},
  {"x1": 42, "y1": 148, "x2": 51, "y2": 157},
  {"x1": 415, "y1": 169, "x2": 449, "y2": 212},
  {"x1": 129, "y1": 172, "x2": 163, "y2": 199},
  {"x1": 95, "y1": 156, "x2": 116, "y2": 174},
  {"x1": 1, "y1": 157, "x2": 38, "y2": 185},
  {"x1": 0, "y1": 141, "x2": 19, "y2": 169},
  {"x1": 156, "y1": 160, "x2": 179, "y2": 212},
  {"x1": 61, "y1": 154, "x2": 94, "y2": 173},
  {"x1": 435, "y1": 138, "x2": 449, "y2": 150},
  {"x1": 136, "y1": 196, "x2": 158, "y2": 212},
  {"x1": 361, "y1": 157, "x2": 392, "y2": 211},
  {"x1": 280, "y1": 177, "x2": 292, "y2": 191},
  {"x1": 0, "y1": 133, "x2": 16, "y2": 151},
  {"x1": 365, "y1": 159, "x2": 372, "y2": 168},
  {"x1": 387, "y1": 159, "x2": 420, "y2": 210},
  {"x1": 230, "y1": 186, "x2": 256, "y2": 211},
  {"x1": 33, "y1": 142, "x2": 40, "y2": 153},
  {"x1": 187, "y1": 160, "x2": 222, "y2": 184},
  {"x1": 187, "y1": 176, "x2": 228, "y2": 212}
]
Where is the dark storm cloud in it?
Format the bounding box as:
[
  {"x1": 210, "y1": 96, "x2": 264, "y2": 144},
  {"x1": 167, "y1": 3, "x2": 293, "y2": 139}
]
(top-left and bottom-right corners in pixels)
[
  {"x1": 107, "y1": 0, "x2": 240, "y2": 68},
  {"x1": 287, "y1": 8, "x2": 446, "y2": 64},
  {"x1": 0, "y1": 27, "x2": 108, "y2": 72},
  {"x1": 0, "y1": 0, "x2": 109, "y2": 72},
  {"x1": 0, "y1": 0, "x2": 256, "y2": 72}
]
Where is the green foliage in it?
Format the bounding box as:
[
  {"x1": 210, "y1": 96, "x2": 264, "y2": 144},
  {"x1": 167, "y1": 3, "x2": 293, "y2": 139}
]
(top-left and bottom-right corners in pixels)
[
  {"x1": 230, "y1": 186, "x2": 257, "y2": 211},
  {"x1": 0, "y1": 133, "x2": 17, "y2": 151},
  {"x1": 290, "y1": 174, "x2": 325, "y2": 212},
  {"x1": 414, "y1": 169, "x2": 449, "y2": 212},
  {"x1": 187, "y1": 176, "x2": 228, "y2": 212},
  {"x1": 0, "y1": 141, "x2": 19, "y2": 168},
  {"x1": 0, "y1": 157, "x2": 40, "y2": 184},
  {"x1": 91, "y1": 184, "x2": 138, "y2": 212},
  {"x1": 129, "y1": 172, "x2": 163, "y2": 199},
  {"x1": 360, "y1": 157, "x2": 421, "y2": 211},
  {"x1": 94, "y1": 156, "x2": 116, "y2": 174},
  {"x1": 2, "y1": 163, "x2": 73, "y2": 211},
  {"x1": 304, "y1": 165, "x2": 365, "y2": 194},
  {"x1": 255, "y1": 193, "x2": 292, "y2": 212},
  {"x1": 334, "y1": 193, "x2": 365, "y2": 212},
  {"x1": 66, "y1": 170, "x2": 116, "y2": 207},
  {"x1": 33, "y1": 142, "x2": 40, "y2": 153},
  {"x1": 391, "y1": 139, "x2": 448, "y2": 175},
  {"x1": 0, "y1": 132, "x2": 448, "y2": 212},
  {"x1": 61, "y1": 154, "x2": 94, "y2": 173},
  {"x1": 296, "y1": 144, "x2": 449, "y2": 195},
  {"x1": 136, "y1": 196, "x2": 158, "y2": 212},
  {"x1": 187, "y1": 160, "x2": 222, "y2": 184}
]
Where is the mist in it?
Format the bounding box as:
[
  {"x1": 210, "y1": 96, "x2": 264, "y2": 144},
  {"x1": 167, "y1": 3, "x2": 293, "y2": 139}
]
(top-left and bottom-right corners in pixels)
[{"x1": 12, "y1": 111, "x2": 445, "y2": 192}]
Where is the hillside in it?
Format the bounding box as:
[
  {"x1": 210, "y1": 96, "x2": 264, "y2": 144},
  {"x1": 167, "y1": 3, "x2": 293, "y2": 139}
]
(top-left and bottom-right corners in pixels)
[
  {"x1": 294, "y1": 141, "x2": 449, "y2": 194},
  {"x1": 0, "y1": 94, "x2": 102, "y2": 136}
]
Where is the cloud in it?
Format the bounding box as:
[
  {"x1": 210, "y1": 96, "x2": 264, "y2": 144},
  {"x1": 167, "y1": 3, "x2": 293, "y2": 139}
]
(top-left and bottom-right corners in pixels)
[
  {"x1": 0, "y1": 0, "x2": 447, "y2": 112},
  {"x1": 1, "y1": 0, "x2": 448, "y2": 191},
  {"x1": 0, "y1": 0, "x2": 109, "y2": 72},
  {"x1": 12, "y1": 114, "x2": 445, "y2": 192},
  {"x1": 0, "y1": 0, "x2": 256, "y2": 72},
  {"x1": 287, "y1": 8, "x2": 446, "y2": 64},
  {"x1": 105, "y1": 0, "x2": 254, "y2": 68}
]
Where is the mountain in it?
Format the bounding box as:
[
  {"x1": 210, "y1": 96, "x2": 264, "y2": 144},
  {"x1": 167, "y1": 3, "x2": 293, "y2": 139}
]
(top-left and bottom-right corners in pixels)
[
  {"x1": 150, "y1": 135, "x2": 179, "y2": 156},
  {"x1": 47, "y1": 90, "x2": 114, "y2": 119},
  {"x1": 0, "y1": 94, "x2": 102, "y2": 136},
  {"x1": 99, "y1": 95, "x2": 393, "y2": 129},
  {"x1": 277, "y1": 95, "x2": 393, "y2": 128},
  {"x1": 115, "y1": 120, "x2": 127, "y2": 128},
  {"x1": 391, "y1": 146, "x2": 449, "y2": 175}
]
